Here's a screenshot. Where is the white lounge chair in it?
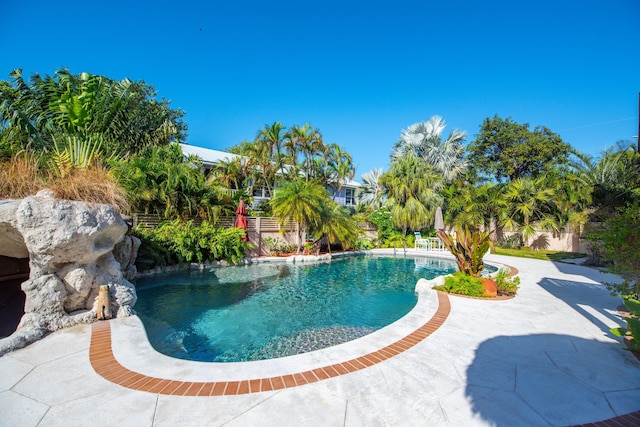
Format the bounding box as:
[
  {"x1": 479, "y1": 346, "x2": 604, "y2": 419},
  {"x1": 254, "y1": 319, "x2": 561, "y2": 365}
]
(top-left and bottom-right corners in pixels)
[{"x1": 414, "y1": 232, "x2": 428, "y2": 250}]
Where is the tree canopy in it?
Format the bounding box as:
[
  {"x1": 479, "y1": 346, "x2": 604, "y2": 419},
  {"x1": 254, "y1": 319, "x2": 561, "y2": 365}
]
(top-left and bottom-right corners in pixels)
[
  {"x1": 0, "y1": 68, "x2": 186, "y2": 157},
  {"x1": 467, "y1": 115, "x2": 571, "y2": 182}
]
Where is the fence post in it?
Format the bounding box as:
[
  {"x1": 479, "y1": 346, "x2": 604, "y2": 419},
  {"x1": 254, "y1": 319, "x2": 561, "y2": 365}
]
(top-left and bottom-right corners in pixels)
[{"x1": 256, "y1": 217, "x2": 262, "y2": 256}]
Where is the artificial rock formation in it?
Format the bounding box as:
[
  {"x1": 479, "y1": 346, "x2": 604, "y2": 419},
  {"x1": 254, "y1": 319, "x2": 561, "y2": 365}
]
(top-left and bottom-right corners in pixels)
[{"x1": 0, "y1": 190, "x2": 139, "y2": 356}]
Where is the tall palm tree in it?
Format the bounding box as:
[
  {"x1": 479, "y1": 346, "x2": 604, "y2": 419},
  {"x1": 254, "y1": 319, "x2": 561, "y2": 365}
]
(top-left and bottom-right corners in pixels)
[
  {"x1": 392, "y1": 115, "x2": 467, "y2": 182},
  {"x1": 270, "y1": 178, "x2": 329, "y2": 253},
  {"x1": 379, "y1": 155, "x2": 443, "y2": 241},
  {"x1": 288, "y1": 123, "x2": 324, "y2": 181},
  {"x1": 255, "y1": 122, "x2": 286, "y2": 190},
  {"x1": 358, "y1": 168, "x2": 384, "y2": 209},
  {"x1": 236, "y1": 138, "x2": 276, "y2": 198},
  {"x1": 325, "y1": 143, "x2": 355, "y2": 198}
]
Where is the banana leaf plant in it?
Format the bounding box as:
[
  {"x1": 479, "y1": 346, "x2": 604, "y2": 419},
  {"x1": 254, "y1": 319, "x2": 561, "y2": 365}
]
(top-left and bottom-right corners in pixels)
[
  {"x1": 611, "y1": 298, "x2": 640, "y2": 353},
  {"x1": 437, "y1": 226, "x2": 493, "y2": 277}
]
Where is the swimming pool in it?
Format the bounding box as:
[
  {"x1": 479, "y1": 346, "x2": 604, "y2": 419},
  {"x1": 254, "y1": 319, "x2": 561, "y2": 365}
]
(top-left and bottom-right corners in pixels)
[{"x1": 134, "y1": 255, "x2": 457, "y2": 362}]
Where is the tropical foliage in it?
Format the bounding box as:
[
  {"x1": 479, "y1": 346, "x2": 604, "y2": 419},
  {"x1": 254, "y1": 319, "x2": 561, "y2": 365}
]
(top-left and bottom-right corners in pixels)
[
  {"x1": 133, "y1": 220, "x2": 250, "y2": 268},
  {"x1": 221, "y1": 122, "x2": 355, "y2": 199},
  {"x1": 270, "y1": 179, "x2": 329, "y2": 254},
  {"x1": 379, "y1": 155, "x2": 443, "y2": 239},
  {"x1": 592, "y1": 202, "x2": 640, "y2": 300},
  {"x1": 610, "y1": 298, "x2": 640, "y2": 353},
  {"x1": 111, "y1": 143, "x2": 233, "y2": 220},
  {"x1": 437, "y1": 226, "x2": 492, "y2": 277},
  {"x1": 312, "y1": 202, "x2": 360, "y2": 253},
  {"x1": 0, "y1": 68, "x2": 186, "y2": 157}
]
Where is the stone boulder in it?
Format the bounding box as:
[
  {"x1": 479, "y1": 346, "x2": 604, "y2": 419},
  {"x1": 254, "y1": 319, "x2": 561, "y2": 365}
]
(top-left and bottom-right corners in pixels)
[{"x1": 0, "y1": 190, "x2": 139, "y2": 356}]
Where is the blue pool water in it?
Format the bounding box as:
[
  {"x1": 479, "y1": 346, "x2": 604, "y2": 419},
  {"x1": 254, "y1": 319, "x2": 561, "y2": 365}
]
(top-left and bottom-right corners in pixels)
[{"x1": 134, "y1": 255, "x2": 457, "y2": 362}]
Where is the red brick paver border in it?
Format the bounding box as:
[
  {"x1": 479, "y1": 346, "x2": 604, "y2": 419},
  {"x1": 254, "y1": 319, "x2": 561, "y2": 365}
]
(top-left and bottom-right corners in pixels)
[{"x1": 90, "y1": 291, "x2": 451, "y2": 396}]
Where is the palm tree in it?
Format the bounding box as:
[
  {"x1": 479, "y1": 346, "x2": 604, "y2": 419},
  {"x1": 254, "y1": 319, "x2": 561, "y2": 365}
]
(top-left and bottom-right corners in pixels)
[
  {"x1": 270, "y1": 179, "x2": 329, "y2": 253},
  {"x1": 288, "y1": 123, "x2": 324, "y2": 181},
  {"x1": 392, "y1": 115, "x2": 467, "y2": 182},
  {"x1": 448, "y1": 182, "x2": 506, "y2": 234},
  {"x1": 358, "y1": 168, "x2": 384, "y2": 209},
  {"x1": 569, "y1": 144, "x2": 639, "y2": 218},
  {"x1": 500, "y1": 176, "x2": 558, "y2": 245},
  {"x1": 379, "y1": 155, "x2": 443, "y2": 241},
  {"x1": 325, "y1": 143, "x2": 355, "y2": 198},
  {"x1": 255, "y1": 122, "x2": 286, "y2": 190},
  {"x1": 312, "y1": 202, "x2": 360, "y2": 253}
]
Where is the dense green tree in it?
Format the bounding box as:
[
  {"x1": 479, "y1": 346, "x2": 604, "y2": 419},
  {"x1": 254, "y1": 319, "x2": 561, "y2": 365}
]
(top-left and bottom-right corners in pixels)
[
  {"x1": 467, "y1": 115, "x2": 571, "y2": 182},
  {"x1": 392, "y1": 115, "x2": 467, "y2": 182},
  {"x1": 270, "y1": 179, "x2": 329, "y2": 253},
  {"x1": 0, "y1": 68, "x2": 186, "y2": 157},
  {"x1": 379, "y1": 155, "x2": 443, "y2": 240}
]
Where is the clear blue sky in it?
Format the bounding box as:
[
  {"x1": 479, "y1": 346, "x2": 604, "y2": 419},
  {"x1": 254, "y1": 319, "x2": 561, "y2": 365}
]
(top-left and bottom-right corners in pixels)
[{"x1": 2, "y1": 0, "x2": 638, "y2": 178}]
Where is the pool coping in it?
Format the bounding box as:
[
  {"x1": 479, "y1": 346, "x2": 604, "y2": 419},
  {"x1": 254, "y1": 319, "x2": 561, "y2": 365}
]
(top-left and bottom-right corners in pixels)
[
  {"x1": 90, "y1": 250, "x2": 516, "y2": 395},
  {"x1": 90, "y1": 288, "x2": 451, "y2": 396}
]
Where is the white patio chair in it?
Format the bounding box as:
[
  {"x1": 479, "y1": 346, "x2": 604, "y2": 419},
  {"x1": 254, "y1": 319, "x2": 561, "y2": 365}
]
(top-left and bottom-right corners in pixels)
[{"x1": 414, "y1": 232, "x2": 428, "y2": 250}]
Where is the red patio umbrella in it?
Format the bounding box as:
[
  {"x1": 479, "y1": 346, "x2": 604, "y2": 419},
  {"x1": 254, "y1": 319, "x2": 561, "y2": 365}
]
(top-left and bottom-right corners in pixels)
[{"x1": 234, "y1": 198, "x2": 248, "y2": 242}]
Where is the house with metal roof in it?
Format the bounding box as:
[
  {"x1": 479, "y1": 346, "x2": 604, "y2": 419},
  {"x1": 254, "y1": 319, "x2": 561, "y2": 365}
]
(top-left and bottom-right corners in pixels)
[{"x1": 179, "y1": 143, "x2": 361, "y2": 208}]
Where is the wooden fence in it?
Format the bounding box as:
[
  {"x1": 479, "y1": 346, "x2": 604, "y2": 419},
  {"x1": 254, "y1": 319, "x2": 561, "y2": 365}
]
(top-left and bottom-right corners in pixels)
[
  {"x1": 131, "y1": 214, "x2": 296, "y2": 232},
  {"x1": 131, "y1": 214, "x2": 377, "y2": 256}
]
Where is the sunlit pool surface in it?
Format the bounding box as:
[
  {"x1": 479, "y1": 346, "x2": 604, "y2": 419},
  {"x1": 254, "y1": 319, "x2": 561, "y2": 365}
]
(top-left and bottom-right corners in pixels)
[{"x1": 134, "y1": 255, "x2": 458, "y2": 362}]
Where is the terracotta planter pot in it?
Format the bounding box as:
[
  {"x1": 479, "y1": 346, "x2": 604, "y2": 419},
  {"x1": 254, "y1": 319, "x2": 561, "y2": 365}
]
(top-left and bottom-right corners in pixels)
[{"x1": 481, "y1": 278, "x2": 498, "y2": 297}]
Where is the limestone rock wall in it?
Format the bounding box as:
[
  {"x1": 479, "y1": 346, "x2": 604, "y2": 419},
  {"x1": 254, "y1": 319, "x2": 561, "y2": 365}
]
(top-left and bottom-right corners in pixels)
[{"x1": 0, "y1": 190, "x2": 139, "y2": 356}]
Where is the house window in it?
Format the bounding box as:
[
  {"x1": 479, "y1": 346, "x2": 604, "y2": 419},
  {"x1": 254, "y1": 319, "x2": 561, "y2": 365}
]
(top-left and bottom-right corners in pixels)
[{"x1": 345, "y1": 188, "x2": 355, "y2": 205}]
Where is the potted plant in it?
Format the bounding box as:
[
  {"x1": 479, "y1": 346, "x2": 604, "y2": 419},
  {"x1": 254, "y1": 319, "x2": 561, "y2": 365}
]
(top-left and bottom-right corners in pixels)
[
  {"x1": 437, "y1": 226, "x2": 497, "y2": 297},
  {"x1": 303, "y1": 241, "x2": 314, "y2": 255}
]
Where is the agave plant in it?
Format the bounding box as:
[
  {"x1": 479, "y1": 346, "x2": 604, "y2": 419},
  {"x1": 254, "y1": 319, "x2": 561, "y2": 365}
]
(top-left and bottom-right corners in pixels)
[{"x1": 437, "y1": 226, "x2": 492, "y2": 277}]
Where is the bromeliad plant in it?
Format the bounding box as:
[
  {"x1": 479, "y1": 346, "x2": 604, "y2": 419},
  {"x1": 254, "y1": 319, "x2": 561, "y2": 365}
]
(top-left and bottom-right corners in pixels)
[
  {"x1": 437, "y1": 226, "x2": 492, "y2": 277},
  {"x1": 611, "y1": 298, "x2": 640, "y2": 353}
]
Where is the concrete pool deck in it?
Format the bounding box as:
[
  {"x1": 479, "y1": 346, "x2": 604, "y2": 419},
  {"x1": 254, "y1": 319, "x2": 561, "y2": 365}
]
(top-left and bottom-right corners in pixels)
[{"x1": 1, "y1": 253, "x2": 640, "y2": 426}]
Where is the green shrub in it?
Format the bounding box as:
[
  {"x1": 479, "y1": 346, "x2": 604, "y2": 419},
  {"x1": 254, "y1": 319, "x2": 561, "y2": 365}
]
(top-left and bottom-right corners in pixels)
[
  {"x1": 594, "y1": 202, "x2": 640, "y2": 300},
  {"x1": 610, "y1": 298, "x2": 640, "y2": 353},
  {"x1": 434, "y1": 272, "x2": 486, "y2": 297},
  {"x1": 493, "y1": 268, "x2": 520, "y2": 296},
  {"x1": 132, "y1": 219, "x2": 250, "y2": 269}
]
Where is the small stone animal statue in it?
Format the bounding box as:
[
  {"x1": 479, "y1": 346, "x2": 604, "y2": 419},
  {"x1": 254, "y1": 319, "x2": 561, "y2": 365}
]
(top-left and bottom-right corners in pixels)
[{"x1": 97, "y1": 285, "x2": 112, "y2": 320}]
